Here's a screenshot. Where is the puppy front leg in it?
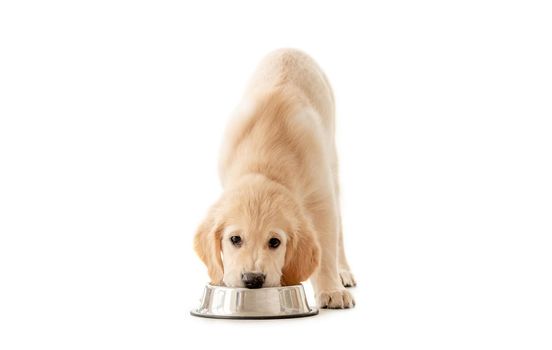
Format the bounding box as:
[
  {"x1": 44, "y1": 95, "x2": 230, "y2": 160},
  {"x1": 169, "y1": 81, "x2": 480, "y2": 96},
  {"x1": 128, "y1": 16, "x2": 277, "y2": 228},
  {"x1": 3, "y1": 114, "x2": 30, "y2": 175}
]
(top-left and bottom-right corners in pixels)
[{"x1": 310, "y1": 205, "x2": 355, "y2": 309}]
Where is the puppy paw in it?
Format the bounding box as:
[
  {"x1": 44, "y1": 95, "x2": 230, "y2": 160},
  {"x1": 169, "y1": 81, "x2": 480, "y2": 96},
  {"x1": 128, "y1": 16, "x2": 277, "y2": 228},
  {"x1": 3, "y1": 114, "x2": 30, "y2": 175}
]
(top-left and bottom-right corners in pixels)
[
  {"x1": 317, "y1": 288, "x2": 355, "y2": 309},
  {"x1": 339, "y1": 269, "x2": 357, "y2": 288}
]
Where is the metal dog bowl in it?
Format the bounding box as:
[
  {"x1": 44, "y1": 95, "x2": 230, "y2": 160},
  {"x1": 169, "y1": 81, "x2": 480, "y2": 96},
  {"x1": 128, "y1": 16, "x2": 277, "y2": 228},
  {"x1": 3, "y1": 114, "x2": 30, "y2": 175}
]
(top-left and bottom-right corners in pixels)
[{"x1": 190, "y1": 284, "x2": 318, "y2": 319}]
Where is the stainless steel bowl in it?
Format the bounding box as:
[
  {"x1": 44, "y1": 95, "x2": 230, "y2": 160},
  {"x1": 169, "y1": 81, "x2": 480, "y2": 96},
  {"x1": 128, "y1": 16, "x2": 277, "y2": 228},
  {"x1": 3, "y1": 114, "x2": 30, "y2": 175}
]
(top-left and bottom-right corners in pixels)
[{"x1": 190, "y1": 284, "x2": 318, "y2": 319}]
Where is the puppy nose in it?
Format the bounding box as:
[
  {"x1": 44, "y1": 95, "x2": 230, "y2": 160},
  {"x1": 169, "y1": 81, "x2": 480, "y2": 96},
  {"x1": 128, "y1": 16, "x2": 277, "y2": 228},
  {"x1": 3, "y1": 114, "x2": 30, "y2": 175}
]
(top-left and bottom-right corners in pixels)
[{"x1": 241, "y1": 272, "x2": 266, "y2": 289}]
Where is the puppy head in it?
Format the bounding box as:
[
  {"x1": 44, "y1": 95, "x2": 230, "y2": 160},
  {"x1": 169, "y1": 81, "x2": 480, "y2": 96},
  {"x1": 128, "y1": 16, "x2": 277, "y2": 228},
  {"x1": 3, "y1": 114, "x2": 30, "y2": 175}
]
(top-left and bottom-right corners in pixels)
[{"x1": 194, "y1": 174, "x2": 320, "y2": 288}]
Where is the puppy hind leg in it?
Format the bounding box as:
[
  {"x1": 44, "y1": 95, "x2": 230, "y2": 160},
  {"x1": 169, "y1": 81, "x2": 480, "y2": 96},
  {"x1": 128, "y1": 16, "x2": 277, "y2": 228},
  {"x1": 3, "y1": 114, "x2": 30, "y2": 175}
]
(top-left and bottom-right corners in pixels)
[
  {"x1": 310, "y1": 204, "x2": 355, "y2": 309},
  {"x1": 338, "y1": 222, "x2": 357, "y2": 288},
  {"x1": 333, "y1": 171, "x2": 357, "y2": 288}
]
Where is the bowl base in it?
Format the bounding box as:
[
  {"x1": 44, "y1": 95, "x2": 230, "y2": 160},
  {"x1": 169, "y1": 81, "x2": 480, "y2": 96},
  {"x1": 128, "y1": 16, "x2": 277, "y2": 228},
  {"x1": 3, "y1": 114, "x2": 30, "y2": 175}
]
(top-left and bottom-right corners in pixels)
[{"x1": 190, "y1": 308, "x2": 318, "y2": 320}]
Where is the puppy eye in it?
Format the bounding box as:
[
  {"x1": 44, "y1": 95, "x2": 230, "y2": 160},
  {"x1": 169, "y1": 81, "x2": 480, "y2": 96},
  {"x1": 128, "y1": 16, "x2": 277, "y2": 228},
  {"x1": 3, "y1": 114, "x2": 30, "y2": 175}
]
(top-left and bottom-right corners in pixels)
[
  {"x1": 268, "y1": 238, "x2": 281, "y2": 249},
  {"x1": 230, "y1": 235, "x2": 242, "y2": 246}
]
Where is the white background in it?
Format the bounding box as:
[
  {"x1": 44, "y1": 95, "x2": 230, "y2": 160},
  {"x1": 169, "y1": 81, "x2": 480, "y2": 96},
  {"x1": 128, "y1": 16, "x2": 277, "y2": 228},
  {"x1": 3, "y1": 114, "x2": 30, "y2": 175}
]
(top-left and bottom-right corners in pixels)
[{"x1": 1, "y1": 1, "x2": 551, "y2": 349}]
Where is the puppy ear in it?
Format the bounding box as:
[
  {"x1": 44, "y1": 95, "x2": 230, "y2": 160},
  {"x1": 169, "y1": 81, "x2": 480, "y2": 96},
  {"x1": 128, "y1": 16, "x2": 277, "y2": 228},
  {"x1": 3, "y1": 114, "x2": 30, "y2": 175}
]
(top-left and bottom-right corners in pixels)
[
  {"x1": 193, "y1": 208, "x2": 224, "y2": 284},
  {"x1": 281, "y1": 217, "x2": 321, "y2": 285}
]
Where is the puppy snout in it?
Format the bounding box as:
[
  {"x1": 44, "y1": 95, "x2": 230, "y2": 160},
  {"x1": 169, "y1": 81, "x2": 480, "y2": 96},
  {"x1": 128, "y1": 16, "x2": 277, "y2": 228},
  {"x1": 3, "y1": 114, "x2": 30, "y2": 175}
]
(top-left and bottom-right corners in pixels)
[{"x1": 241, "y1": 272, "x2": 266, "y2": 289}]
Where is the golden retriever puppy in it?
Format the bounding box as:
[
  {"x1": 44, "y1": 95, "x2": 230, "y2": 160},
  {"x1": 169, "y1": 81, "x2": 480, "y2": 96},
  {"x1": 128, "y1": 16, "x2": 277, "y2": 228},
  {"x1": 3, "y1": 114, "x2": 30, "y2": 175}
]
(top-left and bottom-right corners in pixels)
[{"x1": 194, "y1": 49, "x2": 356, "y2": 308}]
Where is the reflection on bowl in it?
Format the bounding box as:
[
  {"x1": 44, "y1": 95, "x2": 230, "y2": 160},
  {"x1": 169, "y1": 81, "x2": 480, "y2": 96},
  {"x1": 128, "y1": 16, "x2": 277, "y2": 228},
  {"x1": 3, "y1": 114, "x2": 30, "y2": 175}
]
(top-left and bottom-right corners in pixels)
[{"x1": 190, "y1": 283, "x2": 318, "y2": 319}]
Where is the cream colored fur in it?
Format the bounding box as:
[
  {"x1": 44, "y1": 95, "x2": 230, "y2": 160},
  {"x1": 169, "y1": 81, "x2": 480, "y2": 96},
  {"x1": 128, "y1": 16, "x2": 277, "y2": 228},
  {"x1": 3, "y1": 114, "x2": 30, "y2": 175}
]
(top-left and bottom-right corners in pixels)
[{"x1": 194, "y1": 49, "x2": 356, "y2": 308}]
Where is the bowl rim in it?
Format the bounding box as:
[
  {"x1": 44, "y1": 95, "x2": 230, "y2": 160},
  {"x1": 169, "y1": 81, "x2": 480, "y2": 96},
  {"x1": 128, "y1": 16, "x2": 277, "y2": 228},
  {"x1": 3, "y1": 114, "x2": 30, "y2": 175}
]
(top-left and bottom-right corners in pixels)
[{"x1": 204, "y1": 283, "x2": 305, "y2": 291}]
